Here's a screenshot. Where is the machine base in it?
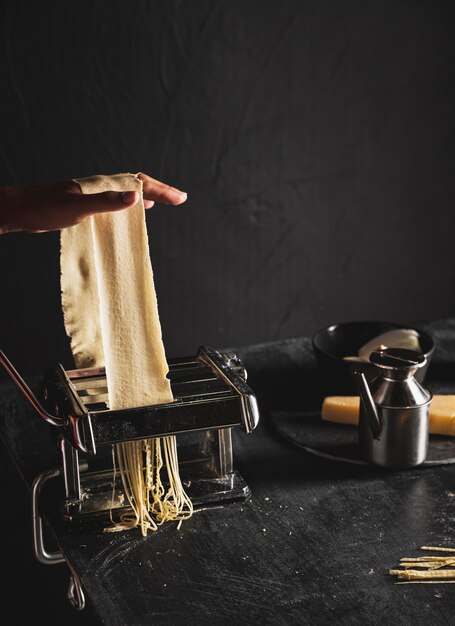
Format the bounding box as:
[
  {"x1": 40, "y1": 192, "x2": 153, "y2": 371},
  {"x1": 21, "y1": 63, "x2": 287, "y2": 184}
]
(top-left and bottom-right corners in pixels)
[{"x1": 57, "y1": 467, "x2": 251, "y2": 530}]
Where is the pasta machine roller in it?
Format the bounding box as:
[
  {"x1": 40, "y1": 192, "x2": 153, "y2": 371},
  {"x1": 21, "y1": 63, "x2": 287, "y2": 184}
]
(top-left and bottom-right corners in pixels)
[{"x1": 1, "y1": 345, "x2": 259, "y2": 528}]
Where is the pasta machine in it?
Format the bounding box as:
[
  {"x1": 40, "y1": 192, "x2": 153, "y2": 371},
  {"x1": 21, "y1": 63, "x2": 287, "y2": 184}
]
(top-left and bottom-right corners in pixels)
[
  {"x1": 0, "y1": 346, "x2": 259, "y2": 609},
  {"x1": 1, "y1": 345, "x2": 259, "y2": 524}
]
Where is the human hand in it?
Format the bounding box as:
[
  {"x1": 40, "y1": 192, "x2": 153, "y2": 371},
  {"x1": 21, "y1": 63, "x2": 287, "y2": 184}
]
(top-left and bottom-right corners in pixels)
[{"x1": 0, "y1": 172, "x2": 187, "y2": 234}]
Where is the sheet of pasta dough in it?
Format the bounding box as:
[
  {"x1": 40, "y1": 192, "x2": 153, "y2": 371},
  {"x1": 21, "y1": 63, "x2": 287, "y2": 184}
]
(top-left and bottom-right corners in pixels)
[{"x1": 61, "y1": 173, "x2": 173, "y2": 410}]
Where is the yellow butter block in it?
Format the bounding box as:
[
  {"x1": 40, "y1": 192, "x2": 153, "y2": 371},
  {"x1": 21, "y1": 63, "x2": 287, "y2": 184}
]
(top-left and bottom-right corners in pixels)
[{"x1": 322, "y1": 395, "x2": 455, "y2": 436}]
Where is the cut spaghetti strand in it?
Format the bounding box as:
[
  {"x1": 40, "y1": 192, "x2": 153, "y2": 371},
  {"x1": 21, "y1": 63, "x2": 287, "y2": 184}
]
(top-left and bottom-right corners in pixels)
[{"x1": 105, "y1": 435, "x2": 193, "y2": 536}]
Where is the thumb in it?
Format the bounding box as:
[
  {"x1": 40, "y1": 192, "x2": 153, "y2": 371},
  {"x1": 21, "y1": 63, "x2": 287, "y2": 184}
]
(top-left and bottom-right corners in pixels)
[{"x1": 66, "y1": 189, "x2": 140, "y2": 214}]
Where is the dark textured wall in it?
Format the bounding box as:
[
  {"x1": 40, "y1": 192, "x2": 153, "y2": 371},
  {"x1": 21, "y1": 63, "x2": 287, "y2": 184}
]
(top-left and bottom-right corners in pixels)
[{"x1": 1, "y1": 0, "x2": 455, "y2": 376}]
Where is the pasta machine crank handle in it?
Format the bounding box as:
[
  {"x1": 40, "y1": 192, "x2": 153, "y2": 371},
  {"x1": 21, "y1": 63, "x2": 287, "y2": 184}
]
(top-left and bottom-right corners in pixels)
[{"x1": 0, "y1": 349, "x2": 65, "y2": 427}]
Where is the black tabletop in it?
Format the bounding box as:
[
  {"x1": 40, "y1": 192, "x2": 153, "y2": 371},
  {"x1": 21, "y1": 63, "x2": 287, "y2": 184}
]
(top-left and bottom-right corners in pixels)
[{"x1": 1, "y1": 318, "x2": 455, "y2": 625}]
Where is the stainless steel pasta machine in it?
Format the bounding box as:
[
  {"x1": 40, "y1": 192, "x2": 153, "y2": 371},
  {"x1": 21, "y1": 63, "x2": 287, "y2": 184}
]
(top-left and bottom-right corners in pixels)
[{"x1": 0, "y1": 345, "x2": 259, "y2": 609}]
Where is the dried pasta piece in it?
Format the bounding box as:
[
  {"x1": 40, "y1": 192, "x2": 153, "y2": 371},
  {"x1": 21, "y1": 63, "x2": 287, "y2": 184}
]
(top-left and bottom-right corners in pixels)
[
  {"x1": 400, "y1": 558, "x2": 455, "y2": 569},
  {"x1": 396, "y1": 580, "x2": 455, "y2": 585},
  {"x1": 400, "y1": 556, "x2": 451, "y2": 561},
  {"x1": 390, "y1": 569, "x2": 455, "y2": 580},
  {"x1": 389, "y1": 547, "x2": 455, "y2": 584}
]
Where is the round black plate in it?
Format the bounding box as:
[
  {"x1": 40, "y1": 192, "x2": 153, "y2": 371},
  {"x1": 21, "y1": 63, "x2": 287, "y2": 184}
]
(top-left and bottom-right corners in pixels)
[{"x1": 270, "y1": 410, "x2": 455, "y2": 467}]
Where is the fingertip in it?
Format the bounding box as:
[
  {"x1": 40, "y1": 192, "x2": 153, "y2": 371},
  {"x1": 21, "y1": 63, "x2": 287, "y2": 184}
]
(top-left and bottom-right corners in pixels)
[
  {"x1": 165, "y1": 189, "x2": 187, "y2": 205},
  {"x1": 121, "y1": 191, "x2": 139, "y2": 205},
  {"x1": 143, "y1": 199, "x2": 155, "y2": 209},
  {"x1": 176, "y1": 191, "x2": 187, "y2": 205}
]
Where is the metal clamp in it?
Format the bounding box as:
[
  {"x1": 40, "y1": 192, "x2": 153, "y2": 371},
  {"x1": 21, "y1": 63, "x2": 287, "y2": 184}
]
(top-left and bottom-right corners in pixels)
[{"x1": 31, "y1": 469, "x2": 85, "y2": 610}]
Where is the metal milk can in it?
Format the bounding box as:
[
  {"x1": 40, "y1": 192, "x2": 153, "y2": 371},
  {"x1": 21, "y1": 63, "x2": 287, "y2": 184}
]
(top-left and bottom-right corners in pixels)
[{"x1": 356, "y1": 347, "x2": 432, "y2": 469}]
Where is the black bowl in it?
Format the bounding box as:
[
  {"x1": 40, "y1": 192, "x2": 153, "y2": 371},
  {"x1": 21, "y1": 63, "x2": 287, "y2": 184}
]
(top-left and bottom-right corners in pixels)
[{"x1": 312, "y1": 320, "x2": 435, "y2": 396}]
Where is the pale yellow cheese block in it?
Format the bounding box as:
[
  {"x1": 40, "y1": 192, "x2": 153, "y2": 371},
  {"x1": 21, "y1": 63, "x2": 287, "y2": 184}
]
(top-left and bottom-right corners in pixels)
[{"x1": 322, "y1": 396, "x2": 455, "y2": 436}]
